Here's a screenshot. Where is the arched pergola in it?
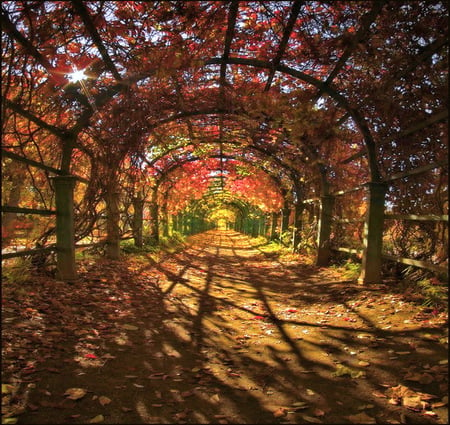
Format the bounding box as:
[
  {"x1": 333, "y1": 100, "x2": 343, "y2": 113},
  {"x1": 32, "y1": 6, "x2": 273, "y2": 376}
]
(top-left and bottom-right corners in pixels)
[{"x1": 1, "y1": 1, "x2": 448, "y2": 284}]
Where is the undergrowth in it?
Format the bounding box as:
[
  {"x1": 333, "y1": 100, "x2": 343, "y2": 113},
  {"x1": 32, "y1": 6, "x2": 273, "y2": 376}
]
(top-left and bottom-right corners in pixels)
[
  {"x1": 2, "y1": 257, "x2": 32, "y2": 285},
  {"x1": 330, "y1": 259, "x2": 361, "y2": 280}
]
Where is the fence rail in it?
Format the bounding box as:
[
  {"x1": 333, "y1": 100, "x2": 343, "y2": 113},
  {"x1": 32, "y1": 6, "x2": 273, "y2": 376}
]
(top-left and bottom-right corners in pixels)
[
  {"x1": 1, "y1": 246, "x2": 55, "y2": 259},
  {"x1": 382, "y1": 254, "x2": 448, "y2": 276},
  {"x1": 384, "y1": 214, "x2": 448, "y2": 222},
  {"x1": 1, "y1": 205, "x2": 56, "y2": 216}
]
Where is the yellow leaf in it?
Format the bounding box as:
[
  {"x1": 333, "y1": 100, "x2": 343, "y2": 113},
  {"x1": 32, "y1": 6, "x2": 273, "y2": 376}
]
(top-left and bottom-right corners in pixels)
[
  {"x1": 89, "y1": 414, "x2": 105, "y2": 423},
  {"x1": 2, "y1": 384, "x2": 15, "y2": 395},
  {"x1": 210, "y1": 394, "x2": 220, "y2": 403},
  {"x1": 64, "y1": 388, "x2": 87, "y2": 400},
  {"x1": 2, "y1": 418, "x2": 18, "y2": 424},
  {"x1": 122, "y1": 324, "x2": 139, "y2": 331}
]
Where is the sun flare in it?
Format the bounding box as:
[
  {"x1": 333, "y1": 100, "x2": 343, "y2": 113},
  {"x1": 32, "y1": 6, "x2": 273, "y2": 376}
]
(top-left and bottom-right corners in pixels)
[{"x1": 67, "y1": 68, "x2": 87, "y2": 83}]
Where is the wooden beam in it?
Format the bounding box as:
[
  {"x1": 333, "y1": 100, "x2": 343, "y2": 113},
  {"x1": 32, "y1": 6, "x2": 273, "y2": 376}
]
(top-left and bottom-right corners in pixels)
[
  {"x1": 333, "y1": 218, "x2": 365, "y2": 223},
  {"x1": 220, "y1": 1, "x2": 239, "y2": 85},
  {"x1": 331, "y1": 185, "x2": 366, "y2": 196},
  {"x1": 334, "y1": 247, "x2": 363, "y2": 255},
  {"x1": 385, "y1": 159, "x2": 448, "y2": 182},
  {"x1": 1, "y1": 246, "x2": 55, "y2": 259},
  {"x1": 397, "y1": 109, "x2": 448, "y2": 138},
  {"x1": 341, "y1": 109, "x2": 448, "y2": 165},
  {"x1": 313, "y1": 1, "x2": 386, "y2": 101},
  {"x1": 1, "y1": 206, "x2": 56, "y2": 216},
  {"x1": 71, "y1": 0, "x2": 122, "y2": 81},
  {"x1": 384, "y1": 214, "x2": 448, "y2": 222},
  {"x1": 390, "y1": 35, "x2": 448, "y2": 84},
  {"x1": 3, "y1": 98, "x2": 70, "y2": 139},
  {"x1": 1, "y1": 149, "x2": 90, "y2": 183},
  {"x1": 264, "y1": 0, "x2": 303, "y2": 91},
  {"x1": 0, "y1": 10, "x2": 52, "y2": 70},
  {"x1": 1, "y1": 9, "x2": 92, "y2": 110},
  {"x1": 2, "y1": 149, "x2": 63, "y2": 175}
]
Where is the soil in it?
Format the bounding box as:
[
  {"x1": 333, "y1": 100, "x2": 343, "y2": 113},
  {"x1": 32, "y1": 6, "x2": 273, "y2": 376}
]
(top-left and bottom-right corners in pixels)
[{"x1": 2, "y1": 230, "x2": 448, "y2": 424}]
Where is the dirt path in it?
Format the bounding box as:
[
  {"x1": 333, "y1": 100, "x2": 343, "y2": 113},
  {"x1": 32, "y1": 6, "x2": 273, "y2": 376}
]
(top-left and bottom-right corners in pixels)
[{"x1": 2, "y1": 230, "x2": 448, "y2": 424}]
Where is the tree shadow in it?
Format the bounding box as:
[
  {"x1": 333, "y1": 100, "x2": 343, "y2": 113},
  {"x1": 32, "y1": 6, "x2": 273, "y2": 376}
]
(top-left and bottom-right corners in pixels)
[{"x1": 9, "y1": 230, "x2": 447, "y2": 424}]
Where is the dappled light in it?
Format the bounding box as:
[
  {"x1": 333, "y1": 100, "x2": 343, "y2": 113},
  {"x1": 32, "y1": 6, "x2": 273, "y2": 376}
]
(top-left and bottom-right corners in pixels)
[
  {"x1": 1, "y1": 1, "x2": 448, "y2": 424},
  {"x1": 2, "y1": 231, "x2": 448, "y2": 424}
]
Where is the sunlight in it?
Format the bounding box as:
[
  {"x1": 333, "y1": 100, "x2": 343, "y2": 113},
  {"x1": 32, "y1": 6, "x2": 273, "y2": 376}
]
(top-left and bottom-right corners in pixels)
[{"x1": 67, "y1": 68, "x2": 87, "y2": 83}]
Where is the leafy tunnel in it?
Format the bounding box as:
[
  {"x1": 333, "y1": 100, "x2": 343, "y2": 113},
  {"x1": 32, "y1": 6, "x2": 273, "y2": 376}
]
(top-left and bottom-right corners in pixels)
[{"x1": 1, "y1": 1, "x2": 448, "y2": 285}]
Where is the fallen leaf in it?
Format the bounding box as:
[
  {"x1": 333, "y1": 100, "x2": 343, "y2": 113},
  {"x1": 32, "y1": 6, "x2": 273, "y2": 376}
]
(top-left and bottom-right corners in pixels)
[
  {"x1": 292, "y1": 401, "x2": 309, "y2": 410},
  {"x1": 89, "y1": 414, "x2": 104, "y2": 423},
  {"x1": 210, "y1": 394, "x2": 220, "y2": 403},
  {"x1": 64, "y1": 387, "x2": 87, "y2": 400},
  {"x1": 333, "y1": 364, "x2": 365, "y2": 378},
  {"x1": 273, "y1": 407, "x2": 288, "y2": 418},
  {"x1": 122, "y1": 324, "x2": 139, "y2": 331},
  {"x1": 2, "y1": 384, "x2": 15, "y2": 394},
  {"x1": 181, "y1": 390, "x2": 194, "y2": 398},
  {"x1": 313, "y1": 408, "x2": 325, "y2": 417},
  {"x1": 347, "y1": 412, "x2": 376, "y2": 424},
  {"x1": 84, "y1": 353, "x2": 97, "y2": 359},
  {"x1": 302, "y1": 415, "x2": 323, "y2": 423},
  {"x1": 402, "y1": 396, "x2": 424, "y2": 409},
  {"x1": 419, "y1": 373, "x2": 434, "y2": 385},
  {"x1": 2, "y1": 418, "x2": 18, "y2": 424},
  {"x1": 99, "y1": 396, "x2": 111, "y2": 406}
]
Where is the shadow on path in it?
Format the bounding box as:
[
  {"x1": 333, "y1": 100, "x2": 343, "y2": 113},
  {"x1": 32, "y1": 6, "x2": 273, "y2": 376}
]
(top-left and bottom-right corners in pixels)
[{"x1": 3, "y1": 230, "x2": 448, "y2": 424}]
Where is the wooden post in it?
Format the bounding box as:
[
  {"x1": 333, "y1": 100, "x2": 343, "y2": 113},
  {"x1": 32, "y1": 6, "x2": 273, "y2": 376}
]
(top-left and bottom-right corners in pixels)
[
  {"x1": 292, "y1": 203, "x2": 304, "y2": 252},
  {"x1": 282, "y1": 204, "x2": 290, "y2": 234},
  {"x1": 149, "y1": 186, "x2": 159, "y2": 242},
  {"x1": 270, "y1": 212, "x2": 278, "y2": 239},
  {"x1": 161, "y1": 200, "x2": 169, "y2": 237},
  {"x1": 358, "y1": 182, "x2": 387, "y2": 284},
  {"x1": 53, "y1": 176, "x2": 77, "y2": 281},
  {"x1": 132, "y1": 196, "x2": 144, "y2": 247},
  {"x1": 316, "y1": 195, "x2": 334, "y2": 266},
  {"x1": 105, "y1": 189, "x2": 121, "y2": 259}
]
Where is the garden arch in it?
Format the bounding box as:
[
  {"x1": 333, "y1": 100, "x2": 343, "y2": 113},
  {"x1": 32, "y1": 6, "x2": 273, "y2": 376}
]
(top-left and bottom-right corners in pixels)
[{"x1": 1, "y1": 1, "x2": 447, "y2": 285}]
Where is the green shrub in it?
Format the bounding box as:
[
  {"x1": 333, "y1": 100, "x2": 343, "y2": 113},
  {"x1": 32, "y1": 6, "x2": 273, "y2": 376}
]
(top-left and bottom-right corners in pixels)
[
  {"x1": 2, "y1": 257, "x2": 32, "y2": 285},
  {"x1": 120, "y1": 240, "x2": 158, "y2": 254},
  {"x1": 330, "y1": 259, "x2": 361, "y2": 280},
  {"x1": 417, "y1": 278, "x2": 448, "y2": 309}
]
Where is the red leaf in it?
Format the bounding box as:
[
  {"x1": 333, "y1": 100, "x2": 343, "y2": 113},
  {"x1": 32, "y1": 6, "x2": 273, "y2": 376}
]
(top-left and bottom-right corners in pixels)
[{"x1": 84, "y1": 353, "x2": 97, "y2": 359}]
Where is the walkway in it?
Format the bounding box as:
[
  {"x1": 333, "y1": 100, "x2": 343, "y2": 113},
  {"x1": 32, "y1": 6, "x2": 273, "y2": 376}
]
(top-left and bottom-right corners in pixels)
[{"x1": 2, "y1": 231, "x2": 448, "y2": 424}]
